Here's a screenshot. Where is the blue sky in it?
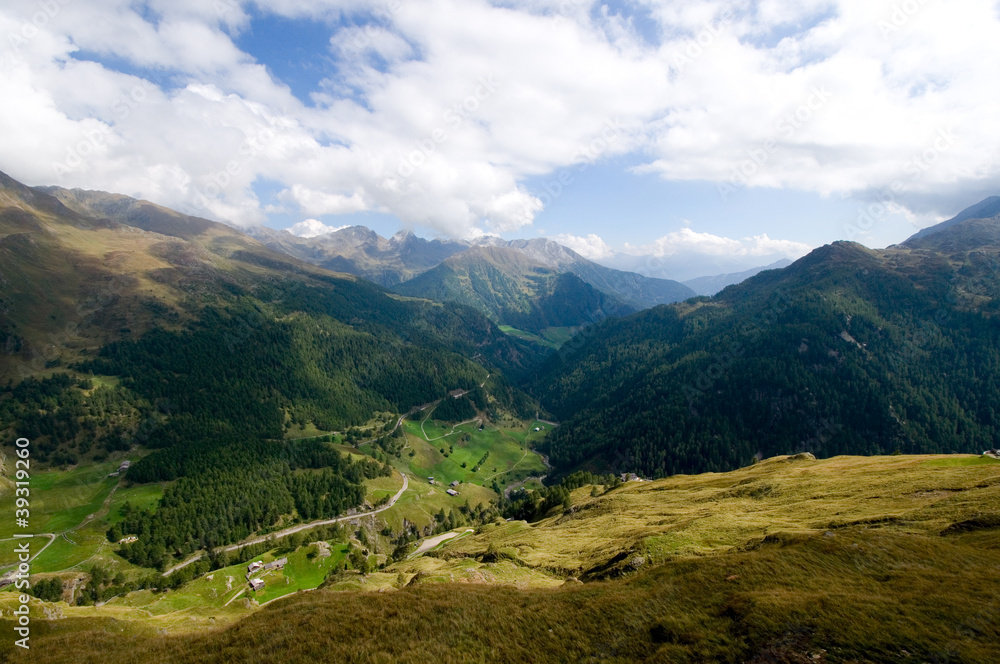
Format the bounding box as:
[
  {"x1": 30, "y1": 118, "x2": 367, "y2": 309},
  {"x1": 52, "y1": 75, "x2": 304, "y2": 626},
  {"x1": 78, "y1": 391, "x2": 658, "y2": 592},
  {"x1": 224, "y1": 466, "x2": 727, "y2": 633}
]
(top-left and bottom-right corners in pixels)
[{"x1": 1, "y1": 0, "x2": 998, "y2": 276}]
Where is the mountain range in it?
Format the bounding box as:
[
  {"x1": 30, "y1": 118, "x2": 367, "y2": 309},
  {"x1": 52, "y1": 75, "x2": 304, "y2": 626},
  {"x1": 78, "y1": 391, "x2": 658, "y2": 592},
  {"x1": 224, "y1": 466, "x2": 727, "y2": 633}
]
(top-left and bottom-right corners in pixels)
[
  {"x1": 530, "y1": 200, "x2": 1000, "y2": 477},
  {"x1": 246, "y1": 223, "x2": 697, "y2": 332},
  {"x1": 3, "y1": 170, "x2": 1000, "y2": 663}
]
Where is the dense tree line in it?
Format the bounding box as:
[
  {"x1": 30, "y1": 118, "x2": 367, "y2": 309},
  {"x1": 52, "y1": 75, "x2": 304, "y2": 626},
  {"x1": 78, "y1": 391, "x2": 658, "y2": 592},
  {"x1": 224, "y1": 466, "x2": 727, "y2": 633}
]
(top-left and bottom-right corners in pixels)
[
  {"x1": 0, "y1": 373, "x2": 154, "y2": 464},
  {"x1": 533, "y1": 242, "x2": 1000, "y2": 478},
  {"x1": 433, "y1": 394, "x2": 478, "y2": 422},
  {"x1": 110, "y1": 439, "x2": 388, "y2": 569},
  {"x1": 503, "y1": 471, "x2": 621, "y2": 522}
]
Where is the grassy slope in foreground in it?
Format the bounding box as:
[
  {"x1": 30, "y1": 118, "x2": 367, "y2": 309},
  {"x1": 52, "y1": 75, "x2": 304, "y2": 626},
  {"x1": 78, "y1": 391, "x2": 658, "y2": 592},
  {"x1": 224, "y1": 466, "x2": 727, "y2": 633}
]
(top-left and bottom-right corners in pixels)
[{"x1": 7, "y1": 454, "x2": 1000, "y2": 663}]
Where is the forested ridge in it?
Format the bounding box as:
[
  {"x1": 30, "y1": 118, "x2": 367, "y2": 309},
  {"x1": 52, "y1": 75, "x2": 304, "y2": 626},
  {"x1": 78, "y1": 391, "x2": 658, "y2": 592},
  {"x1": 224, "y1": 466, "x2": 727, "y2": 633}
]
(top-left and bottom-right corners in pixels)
[{"x1": 532, "y1": 239, "x2": 1000, "y2": 478}]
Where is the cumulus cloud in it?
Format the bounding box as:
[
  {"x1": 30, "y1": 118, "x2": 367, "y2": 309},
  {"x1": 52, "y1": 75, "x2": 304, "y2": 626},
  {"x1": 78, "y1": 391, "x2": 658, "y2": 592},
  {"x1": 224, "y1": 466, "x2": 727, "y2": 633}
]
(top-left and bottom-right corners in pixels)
[
  {"x1": 626, "y1": 228, "x2": 812, "y2": 259},
  {"x1": 288, "y1": 218, "x2": 348, "y2": 238},
  {"x1": 0, "y1": 0, "x2": 998, "y2": 239},
  {"x1": 550, "y1": 233, "x2": 614, "y2": 260}
]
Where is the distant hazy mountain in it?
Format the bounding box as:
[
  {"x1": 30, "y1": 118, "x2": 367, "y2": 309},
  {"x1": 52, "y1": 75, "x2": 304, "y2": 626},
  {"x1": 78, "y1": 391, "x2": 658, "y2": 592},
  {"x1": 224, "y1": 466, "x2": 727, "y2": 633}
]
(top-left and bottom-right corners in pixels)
[
  {"x1": 906, "y1": 195, "x2": 1000, "y2": 243},
  {"x1": 243, "y1": 225, "x2": 695, "y2": 312},
  {"x1": 682, "y1": 259, "x2": 792, "y2": 296},
  {"x1": 393, "y1": 245, "x2": 635, "y2": 333},
  {"x1": 471, "y1": 237, "x2": 695, "y2": 309},
  {"x1": 244, "y1": 225, "x2": 468, "y2": 286},
  {"x1": 600, "y1": 250, "x2": 800, "y2": 283}
]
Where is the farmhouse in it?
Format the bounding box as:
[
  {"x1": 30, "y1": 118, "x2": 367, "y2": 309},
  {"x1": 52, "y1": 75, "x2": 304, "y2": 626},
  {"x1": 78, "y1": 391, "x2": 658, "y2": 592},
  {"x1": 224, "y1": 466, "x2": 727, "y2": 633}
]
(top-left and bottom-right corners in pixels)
[
  {"x1": 247, "y1": 561, "x2": 263, "y2": 574},
  {"x1": 446, "y1": 489, "x2": 460, "y2": 496},
  {"x1": 263, "y1": 557, "x2": 288, "y2": 571},
  {"x1": 249, "y1": 578, "x2": 265, "y2": 592},
  {"x1": 118, "y1": 536, "x2": 138, "y2": 545}
]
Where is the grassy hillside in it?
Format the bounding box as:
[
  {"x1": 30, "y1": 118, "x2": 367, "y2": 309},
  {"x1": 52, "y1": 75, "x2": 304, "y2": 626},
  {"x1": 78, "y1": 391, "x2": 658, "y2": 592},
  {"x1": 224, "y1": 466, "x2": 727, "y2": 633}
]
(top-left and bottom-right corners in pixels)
[{"x1": 6, "y1": 454, "x2": 999, "y2": 663}]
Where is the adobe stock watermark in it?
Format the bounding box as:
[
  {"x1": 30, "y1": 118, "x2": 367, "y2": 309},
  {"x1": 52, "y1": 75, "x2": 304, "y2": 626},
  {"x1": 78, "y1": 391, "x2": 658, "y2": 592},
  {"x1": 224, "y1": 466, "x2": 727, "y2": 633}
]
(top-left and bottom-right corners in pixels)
[
  {"x1": 511, "y1": 118, "x2": 625, "y2": 227},
  {"x1": 718, "y1": 86, "x2": 834, "y2": 201},
  {"x1": 5, "y1": 0, "x2": 73, "y2": 52},
  {"x1": 842, "y1": 126, "x2": 956, "y2": 241},
  {"x1": 342, "y1": 1, "x2": 404, "y2": 54},
  {"x1": 11, "y1": 273, "x2": 131, "y2": 379},
  {"x1": 396, "y1": 75, "x2": 501, "y2": 178},
  {"x1": 682, "y1": 289, "x2": 794, "y2": 416},
  {"x1": 878, "y1": 0, "x2": 931, "y2": 39},
  {"x1": 192, "y1": 121, "x2": 280, "y2": 208},
  {"x1": 670, "y1": 10, "x2": 735, "y2": 74},
  {"x1": 796, "y1": 418, "x2": 843, "y2": 457},
  {"x1": 52, "y1": 80, "x2": 156, "y2": 178}
]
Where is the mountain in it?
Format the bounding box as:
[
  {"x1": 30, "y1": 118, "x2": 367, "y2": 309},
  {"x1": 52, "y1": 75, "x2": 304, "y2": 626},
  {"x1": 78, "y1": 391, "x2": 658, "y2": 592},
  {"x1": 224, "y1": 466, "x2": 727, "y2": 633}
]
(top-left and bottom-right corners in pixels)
[
  {"x1": 1, "y1": 172, "x2": 541, "y2": 456},
  {"x1": 600, "y1": 248, "x2": 801, "y2": 283},
  {"x1": 906, "y1": 195, "x2": 1000, "y2": 243},
  {"x1": 473, "y1": 237, "x2": 695, "y2": 309},
  {"x1": 682, "y1": 259, "x2": 792, "y2": 296},
  {"x1": 244, "y1": 225, "x2": 468, "y2": 286},
  {"x1": 392, "y1": 245, "x2": 635, "y2": 334},
  {"x1": 243, "y1": 226, "x2": 695, "y2": 311},
  {"x1": 530, "y1": 217, "x2": 1000, "y2": 478}
]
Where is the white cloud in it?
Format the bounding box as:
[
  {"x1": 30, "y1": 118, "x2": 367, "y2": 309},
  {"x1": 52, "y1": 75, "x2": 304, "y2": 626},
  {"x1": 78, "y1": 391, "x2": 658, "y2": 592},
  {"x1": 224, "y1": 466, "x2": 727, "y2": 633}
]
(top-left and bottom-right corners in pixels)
[
  {"x1": 0, "y1": 0, "x2": 998, "y2": 239},
  {"x1": 624, "y1": 228, "x2": 811, "y2": 259},
  {"x1": 288, "y1": 218, "x2": 348, "y2": 238},
  {"x1": 550, "y1": 233, "x2": 614, "y2": 260},
  {"x1": 280, "y1": 185, "x2": 368, "y2": 217}
]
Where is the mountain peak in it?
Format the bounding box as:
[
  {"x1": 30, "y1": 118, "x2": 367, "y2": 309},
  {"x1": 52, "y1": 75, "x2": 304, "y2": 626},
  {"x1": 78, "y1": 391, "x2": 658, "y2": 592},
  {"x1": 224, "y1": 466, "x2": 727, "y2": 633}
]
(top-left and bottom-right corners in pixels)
[{"x1": 905, "y1": 195, "x2": 1000, "y2": 243}]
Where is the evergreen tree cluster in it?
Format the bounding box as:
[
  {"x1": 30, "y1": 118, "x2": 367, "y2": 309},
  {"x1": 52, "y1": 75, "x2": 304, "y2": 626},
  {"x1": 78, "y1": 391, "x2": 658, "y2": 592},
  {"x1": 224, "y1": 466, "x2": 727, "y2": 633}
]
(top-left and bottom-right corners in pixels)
[{"x1": 533, "y1": 243, "x2": 1000, "y2": 478}]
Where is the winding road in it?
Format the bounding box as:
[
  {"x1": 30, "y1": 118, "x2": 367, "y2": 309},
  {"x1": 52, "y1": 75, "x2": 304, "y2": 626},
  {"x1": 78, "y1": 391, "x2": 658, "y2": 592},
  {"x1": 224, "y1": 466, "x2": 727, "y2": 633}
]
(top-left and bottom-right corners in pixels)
[{"x1": 163, "y1": 473, "x2": 409, "y2": 576}]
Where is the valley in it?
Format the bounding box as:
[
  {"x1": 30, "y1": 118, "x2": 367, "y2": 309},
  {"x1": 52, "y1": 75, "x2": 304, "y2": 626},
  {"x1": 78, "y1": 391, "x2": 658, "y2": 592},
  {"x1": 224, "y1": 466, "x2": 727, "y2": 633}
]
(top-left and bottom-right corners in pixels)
[{"x1": 1, "y1": 170, "x2": 999, "y2": 662}]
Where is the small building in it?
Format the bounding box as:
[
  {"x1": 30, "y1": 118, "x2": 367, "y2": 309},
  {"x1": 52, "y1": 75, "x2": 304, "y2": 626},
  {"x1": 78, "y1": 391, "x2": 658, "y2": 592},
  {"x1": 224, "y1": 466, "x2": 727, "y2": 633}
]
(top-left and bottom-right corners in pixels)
[
  {"x1": 446, "y1": 489, "x2": 460, "y2": 496},
  {"x1": 249, "y1": 578, "x2": 265, "y2": 592},
  {"x1": 533, "y1": 427, "x2": 542, "y2": 432},
  {"x1": 247, "y1": 561, "x2": 263, "y2": 574},
  {"x1": 620, "y1": 472, "x2": 640, "y2": 483},
  {"x1": 450, "y1": 481, "x2": 460, "y2": 487},
  {"x1": 118, "y1": 536, "x2": 138, "y2": 545},
  {"x1": 263, "y1": 557, "x2": 288, "y2": 572},
  {"x1": 119, "y1": 460, "x2": 131, "y2": 472}
]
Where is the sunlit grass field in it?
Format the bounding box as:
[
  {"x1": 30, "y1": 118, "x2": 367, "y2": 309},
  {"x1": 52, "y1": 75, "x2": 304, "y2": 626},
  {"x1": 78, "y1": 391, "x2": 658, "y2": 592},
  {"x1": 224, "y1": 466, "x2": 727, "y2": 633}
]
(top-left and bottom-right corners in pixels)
[{"x1": 7, "y1": 453, "x2": 998, "y2": 663}]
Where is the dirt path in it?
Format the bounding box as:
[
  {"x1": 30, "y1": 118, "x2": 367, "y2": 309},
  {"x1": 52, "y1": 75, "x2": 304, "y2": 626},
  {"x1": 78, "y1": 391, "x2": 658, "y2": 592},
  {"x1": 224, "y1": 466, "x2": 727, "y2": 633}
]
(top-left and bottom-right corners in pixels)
[
  {"x1": 410, "y1": 528, "x2": 474, "y2": 558},
  {"x1": 163, "y1": 473, "x2": 410, "y2": 577},
  {"x1": 503, "y1": 454, "x2": 552, "y2": 497}
]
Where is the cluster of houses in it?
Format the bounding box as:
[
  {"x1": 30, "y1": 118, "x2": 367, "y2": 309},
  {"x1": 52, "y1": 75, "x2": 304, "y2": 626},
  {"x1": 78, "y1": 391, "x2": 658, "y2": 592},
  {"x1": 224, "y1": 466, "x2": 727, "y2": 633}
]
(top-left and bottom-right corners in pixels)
[
  {"x1": 427, "y1": 476, "x2": 462, "y2": 496},
  {"x1": 108, "y1": 460, "x2": 131, "y2": 478},
  {"x1": 246, "y1": 557, "x2": 287, "y2": 592}
]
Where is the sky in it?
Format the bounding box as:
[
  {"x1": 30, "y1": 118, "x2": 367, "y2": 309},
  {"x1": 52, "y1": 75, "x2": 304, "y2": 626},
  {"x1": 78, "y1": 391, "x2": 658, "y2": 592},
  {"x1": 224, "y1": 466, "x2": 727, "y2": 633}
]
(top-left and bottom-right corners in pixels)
[{"x1": 1, "y1": 0, "x2": 999, "y2": 278}]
